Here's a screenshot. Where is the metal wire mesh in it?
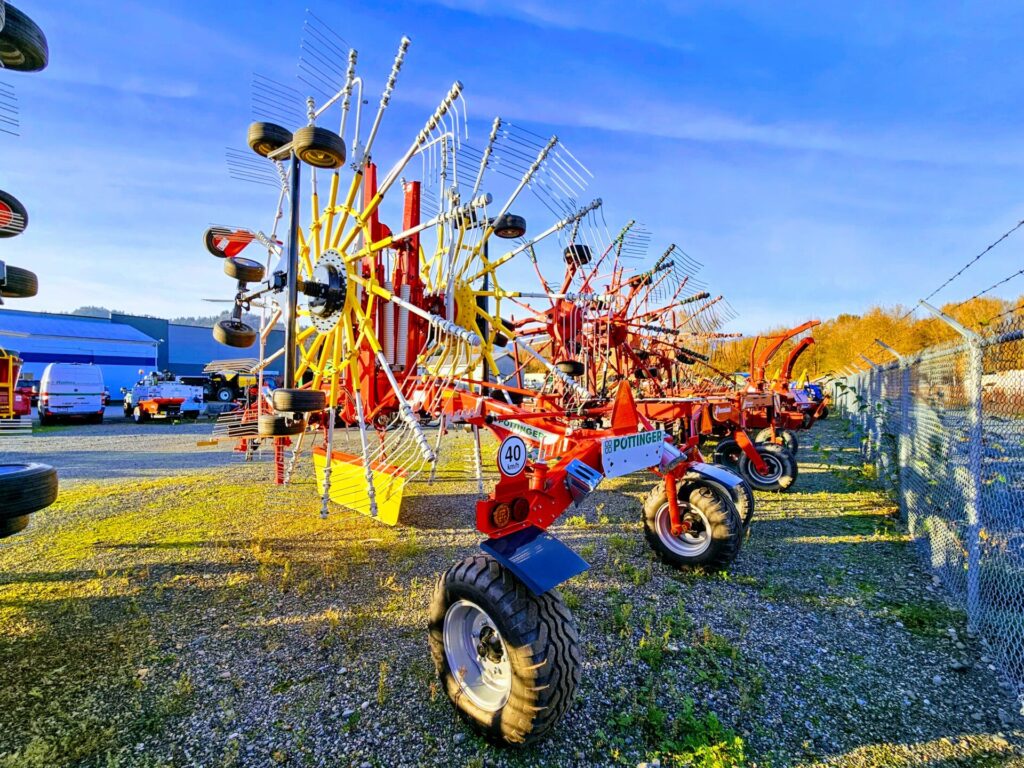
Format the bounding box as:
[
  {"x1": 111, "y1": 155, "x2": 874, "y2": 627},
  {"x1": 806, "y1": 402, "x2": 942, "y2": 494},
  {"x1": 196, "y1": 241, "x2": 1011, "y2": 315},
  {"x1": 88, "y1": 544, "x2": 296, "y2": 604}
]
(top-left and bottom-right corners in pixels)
[{"x1": 833, "y1": 315, "x2": 1024, "y2": 708}]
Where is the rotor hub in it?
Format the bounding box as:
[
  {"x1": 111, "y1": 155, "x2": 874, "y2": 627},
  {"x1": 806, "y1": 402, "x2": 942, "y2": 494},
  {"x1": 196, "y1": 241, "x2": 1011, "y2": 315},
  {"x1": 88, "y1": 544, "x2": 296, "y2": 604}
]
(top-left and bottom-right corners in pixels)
[{"x1": 303, "y1": 249, "x2": 348, "y2": 332}]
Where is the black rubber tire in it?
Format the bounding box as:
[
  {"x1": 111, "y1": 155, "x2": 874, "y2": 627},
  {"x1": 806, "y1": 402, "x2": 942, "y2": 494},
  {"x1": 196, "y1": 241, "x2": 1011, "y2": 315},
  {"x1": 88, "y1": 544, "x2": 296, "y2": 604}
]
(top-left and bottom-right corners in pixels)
[
  {"x1": 738, "y1": 442, "x2": 798, "y2": 492},
  {"x1": 563, "y1": 244, "x2": 592, "y2": 265},
  {"x1": 272, "y1": 388, "x2": 327, "y2": 413},
  {"x1": 224, "y1": 256, "x2": 265, "y2": 283},
  {"x1": 132, "y1": 406, "x2": 148, "y2": 424},
  {"x1": 642, "y1": 482, "x2": 742, "y2": 570},
  {"x1": 0, "y1": 515, "x2": 30, "y2": 538},
  {"x1": 712, "y1": 438, "x2": 741, "y2": 468},
  {"x1": 492, "y1": 213, "x2": 526, "y2": 239},
  {"x1": 213, "y1": 320, "x2": 257, "y2": 349},
  {"x1": 0, "y1": 3, "x2": 49, "y2": 72},
  {"x1": 247, "y1": 122, "x2": 292, "y2": 158},
  {"x1": 0, "y1": 265, "x2": 38, "y2": 298},
  {"x1": 686, "y1": 470, "x2": 755, "y2": 530},
  {"x1": 0, "y1": 189, "x2": 28, "y2": 238},
  {"x1": 215, "y1": 386, "x2": 235, "y2": 402},
  {"x1": 204, "y1": 226, "x2": 232, "y2": 257},
  {"x1": 0, "y1": 463, "x2": 58, "y2": 517},
  {"x1": 555, "y1": 360, "x2": 585, "y2": 377},
  {"x1": 38, "y1": 413, "x2": 53, "y2": 426},
  {"x1": 429, "y1": 554, "x2": 580, "y2": 746},
  {"x1": 818, "y1": 406, "x2": 829, "y2": 420},
  {"x1": 754, "y1": 427, "x2": 799, "y2": 455},
  {"x1": 292, "y1": 126, "x2": 347, "y2": 169},
  {"x1": 257, "y1": 413, "x2": 305, "y2": 437}
]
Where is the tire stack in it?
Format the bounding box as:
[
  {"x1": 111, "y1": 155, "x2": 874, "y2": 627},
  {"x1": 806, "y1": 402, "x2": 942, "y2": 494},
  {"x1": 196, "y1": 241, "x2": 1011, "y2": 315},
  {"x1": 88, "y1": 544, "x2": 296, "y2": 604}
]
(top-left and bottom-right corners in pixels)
[{"x1": 0, "y1": 2, "x2": 57, "y2": 539}]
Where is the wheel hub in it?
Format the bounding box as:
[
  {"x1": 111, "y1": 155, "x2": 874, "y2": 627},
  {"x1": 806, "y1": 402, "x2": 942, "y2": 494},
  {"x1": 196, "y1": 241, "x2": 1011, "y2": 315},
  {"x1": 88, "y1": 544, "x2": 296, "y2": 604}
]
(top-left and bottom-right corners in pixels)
[
  {"x1": 302, "y1": 250, "x2": 348, "y2": 332},
  {"x1": 476, "y1": 625, "x2": 505, "y2": 664}
]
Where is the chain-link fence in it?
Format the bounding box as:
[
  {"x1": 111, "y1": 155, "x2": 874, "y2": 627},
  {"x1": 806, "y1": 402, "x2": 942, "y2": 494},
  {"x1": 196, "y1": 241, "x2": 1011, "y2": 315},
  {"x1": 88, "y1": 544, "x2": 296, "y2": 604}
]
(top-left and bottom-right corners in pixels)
[{"x1": 833, "y1": 312, "x2": 1024, "y2": 706}]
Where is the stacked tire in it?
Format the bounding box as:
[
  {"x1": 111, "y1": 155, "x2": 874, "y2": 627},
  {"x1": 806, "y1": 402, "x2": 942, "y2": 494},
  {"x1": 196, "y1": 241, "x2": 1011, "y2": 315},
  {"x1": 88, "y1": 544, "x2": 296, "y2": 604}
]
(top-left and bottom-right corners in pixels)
[{"x1": 0, "y1": 3, "x2": 58, "y2": 539}]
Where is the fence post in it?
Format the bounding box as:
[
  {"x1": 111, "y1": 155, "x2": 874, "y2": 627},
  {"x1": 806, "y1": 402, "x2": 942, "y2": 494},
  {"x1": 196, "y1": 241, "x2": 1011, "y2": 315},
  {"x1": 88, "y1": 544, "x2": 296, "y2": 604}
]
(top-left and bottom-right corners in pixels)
[
  {"x1": 876, "y1": 339, "x2": 908, "y2": 514},
  {"x1": 860, "y1": 355, "x2": 880, "y2": 460},
  {"x1": 919, "y1": 300, "x2": 983, "y2": 631}
]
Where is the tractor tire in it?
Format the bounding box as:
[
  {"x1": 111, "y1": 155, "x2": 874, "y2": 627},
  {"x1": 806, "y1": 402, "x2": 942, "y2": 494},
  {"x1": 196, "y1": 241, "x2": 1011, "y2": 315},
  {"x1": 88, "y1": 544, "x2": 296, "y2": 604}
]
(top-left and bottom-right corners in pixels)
[
  {"x1": 223, "y1": 256, "x2": 265, "y2": 283},
  {"x1": 429, "y1": 554, "x2": 580, "y2": 746},
  {"x1": 492, "y1": 213, "x2": 526, "y2": 239},
  {"x1": 132, "y1": 406, "x2": 148, "y2": 424},
  {"x1": 0, "y1": 463, "x2": 58, "y2": 517},
  {"x1": 0, "y1": 3, "x2": 49, "y2": 72},
  {"x1": 563, "y1": 244, "x2": 592, "y2": 265},
  {"x1": 247, "y1": 122, "x2": 292, "y2": 158},
  {"x1": 738, "y1": 442, "x2": 798, "y2": 492},
  {"x1": 0, "y1": 189, "x2": 28, "y2": 237},
  {"x1": 257, "y1": 413, "x2": 305, "y2": 437},
  {"x1": 213, "y1": 320, "x2": 257, "y2": 349},
  {"x1": 712, "y1": 438, "x2": 741, "y2": 468},
  {"x1": 555, "y1": 360, "x2": 584, "y2": 377},
  {"x1": 642, "y1": 482, "x2": 742, "y2": 570},
  {"x1": 292, "y1": 126, "x2": 347, "y2": 169},
  {"x1": 215, "y1": 386, "x2": 235, "y2": 402},
  {"x1": 682, "y1": 469, "x2": 755, "y2": 530},
  {"x1": 0, "y1": 265, "x2": 37, "y2": 298},
  {"x1": 0, "y1": 515, "x2": 30, "y2": 538},
  {"x1": 272, "y1": 387, "x2": 326, "y2": 413},
  {"x1": 754, "y1": 427, "x2": 798, "y2": 455}
]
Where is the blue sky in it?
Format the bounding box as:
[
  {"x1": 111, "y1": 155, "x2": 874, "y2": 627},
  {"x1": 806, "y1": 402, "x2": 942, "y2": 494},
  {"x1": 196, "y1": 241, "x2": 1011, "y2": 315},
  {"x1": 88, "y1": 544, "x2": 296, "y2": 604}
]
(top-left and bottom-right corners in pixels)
[{"x1": 2, "y1": 0, "x2": 1023, "y2": 332}]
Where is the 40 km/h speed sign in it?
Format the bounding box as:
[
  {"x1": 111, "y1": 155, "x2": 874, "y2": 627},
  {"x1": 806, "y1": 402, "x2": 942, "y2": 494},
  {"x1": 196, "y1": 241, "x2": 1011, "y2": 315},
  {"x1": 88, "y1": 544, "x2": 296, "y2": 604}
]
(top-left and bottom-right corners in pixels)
[{"x1": 497, "y1": 435, "x2": 527, "y2": 477}]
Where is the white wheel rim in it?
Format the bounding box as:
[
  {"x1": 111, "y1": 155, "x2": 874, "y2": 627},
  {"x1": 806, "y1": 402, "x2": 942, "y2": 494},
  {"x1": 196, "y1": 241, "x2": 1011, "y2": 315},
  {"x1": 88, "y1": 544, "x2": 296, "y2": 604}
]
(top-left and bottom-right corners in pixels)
[
  {"x1": 751, "y1": 454, "x2": 784, "y2": 483},
  {"x1": 655, "y1": 502, "x2": 712, "y2": 557},
  {"x1": 443, "y1": 599, "x2": 512, "y2": 712}
]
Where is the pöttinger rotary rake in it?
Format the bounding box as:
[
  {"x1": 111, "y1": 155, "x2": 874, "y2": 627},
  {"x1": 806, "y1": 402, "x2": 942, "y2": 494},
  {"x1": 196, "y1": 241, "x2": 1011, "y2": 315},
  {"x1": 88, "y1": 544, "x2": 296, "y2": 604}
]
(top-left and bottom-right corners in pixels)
[{"x1": 205, "y1": 30, "x2": 751, "y2": 745}]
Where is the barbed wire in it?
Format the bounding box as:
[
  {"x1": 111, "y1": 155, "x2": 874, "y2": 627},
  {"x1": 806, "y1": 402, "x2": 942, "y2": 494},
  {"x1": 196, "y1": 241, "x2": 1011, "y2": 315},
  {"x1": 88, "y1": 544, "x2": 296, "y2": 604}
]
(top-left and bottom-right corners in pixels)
[
  {"x1": 980, "y1": 298, "x2": 1024, "y2": 329},
  {"x1": 922, "y1": 218, "x2": 1024, "y2": 303},
  {"x1": 842, "y1": 217, "x2": 1024, "y2": 370}
]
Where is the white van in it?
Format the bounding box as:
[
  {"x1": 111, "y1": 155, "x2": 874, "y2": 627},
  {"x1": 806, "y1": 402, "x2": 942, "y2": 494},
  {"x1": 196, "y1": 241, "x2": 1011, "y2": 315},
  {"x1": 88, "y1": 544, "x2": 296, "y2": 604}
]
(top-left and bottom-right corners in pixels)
[{"x1": 38, "y1": 363, "x2": 106, "y2": 425}]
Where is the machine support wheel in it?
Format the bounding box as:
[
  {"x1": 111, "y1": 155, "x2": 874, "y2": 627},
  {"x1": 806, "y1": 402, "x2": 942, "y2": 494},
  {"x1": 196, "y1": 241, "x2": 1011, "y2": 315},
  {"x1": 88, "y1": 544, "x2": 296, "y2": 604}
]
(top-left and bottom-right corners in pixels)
[
  {"x1": 684, "y1": 471, "x2": 755, "y2": 530},
  {"x1": 712, "y1": 437, "x2": 741, "y2": 468},
  {"x1": 292, "y1": 126, "x2": 347, "y2": 169},
  {"x1": 272, "y1": 388, "x2": 327, "y2": 413},
  {"x1": 738, "y1": 443, "x2": 798, "y2": 492},
  {"x1": 754, "y1": 427, "x2": 799, "y2": 455},
  {"x1": 0, "y1": 3, "x2": 49, "y2": 72},
  {"x1": 223, "y1": 257, "x2": 265, "y2": 283},
  {"x1": 213, "y1": 320, "x2": 257, "y2": 349},
  {"x1": 642, "y1": 482, "x2": 742, "y2": 570},
  {"x1": 133, "y1": 406, "x2": 148, "y2": 424},
  {"x1": 0, "y1": 265, "x2": 38, "y2": 298},
  {"x1": 247, "y1": 122, "x2": 292, "y2": 158},
  {"x1": 0, "y1": 189, "x2": 28, "y2": 237},
  {"x1": 257, "y1": 414, "x2": 305, "y2": 437},
  {"x1": 428, "y1": 554, "x2": 581, "y2": 746},
  {"x1": 0, "y1": 463, "x2": 58, "y2": 518}
]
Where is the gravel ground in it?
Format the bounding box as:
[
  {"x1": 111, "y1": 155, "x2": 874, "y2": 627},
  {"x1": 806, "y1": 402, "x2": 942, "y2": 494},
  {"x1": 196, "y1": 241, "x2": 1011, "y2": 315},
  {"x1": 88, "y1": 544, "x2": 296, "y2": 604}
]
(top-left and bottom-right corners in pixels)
[{"x1": 1, "y1": 418, "x2": 1023, "y2": 767}]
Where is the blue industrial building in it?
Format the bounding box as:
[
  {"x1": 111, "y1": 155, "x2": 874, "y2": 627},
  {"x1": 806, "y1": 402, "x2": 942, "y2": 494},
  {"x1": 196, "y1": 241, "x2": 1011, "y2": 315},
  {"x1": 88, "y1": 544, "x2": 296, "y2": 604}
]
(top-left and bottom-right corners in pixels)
[{"x1": 0, "y1": 308, "x2": 285, "y2": 395}]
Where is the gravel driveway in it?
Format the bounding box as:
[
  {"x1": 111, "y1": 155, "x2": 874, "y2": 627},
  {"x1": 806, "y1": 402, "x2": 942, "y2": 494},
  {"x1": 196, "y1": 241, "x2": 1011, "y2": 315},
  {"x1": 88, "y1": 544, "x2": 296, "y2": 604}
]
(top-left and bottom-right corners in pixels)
[{"x1": 0, "y1": 418, "x2": 1022, "y2": 767}]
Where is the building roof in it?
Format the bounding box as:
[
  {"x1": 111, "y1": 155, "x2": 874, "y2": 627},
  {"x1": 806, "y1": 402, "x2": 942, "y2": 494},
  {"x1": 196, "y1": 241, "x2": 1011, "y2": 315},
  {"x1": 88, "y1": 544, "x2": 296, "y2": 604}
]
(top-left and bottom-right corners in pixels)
[{"x1": 0, "y1": 309, "x2": 158, "y2": 344}]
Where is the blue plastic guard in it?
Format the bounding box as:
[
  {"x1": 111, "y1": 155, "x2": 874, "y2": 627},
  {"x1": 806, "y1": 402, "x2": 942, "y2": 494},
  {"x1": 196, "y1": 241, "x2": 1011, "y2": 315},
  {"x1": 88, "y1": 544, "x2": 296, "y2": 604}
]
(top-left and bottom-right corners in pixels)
[{"x1": 481, "y1": 525, "x2": 590, "y2": 596}]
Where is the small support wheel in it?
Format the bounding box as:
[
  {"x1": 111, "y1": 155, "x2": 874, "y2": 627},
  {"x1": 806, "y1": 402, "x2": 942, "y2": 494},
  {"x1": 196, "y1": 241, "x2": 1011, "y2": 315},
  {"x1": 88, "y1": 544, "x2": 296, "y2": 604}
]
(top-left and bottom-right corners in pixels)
[
  {"x1": 292, "y1": 126, "x2": 347, "y2": 169},
  {"x1": 712, "y1": 438, "x2": 741, "y2": 468},
  {"x1": 492, "y1": 213, "x2": 526, "y2": 239},
  {"x1": 0, "y1": 3, "x2": 49, "y2": 72},
  {"x1": 754, "y1": 427, "x2": 799, "y2": 455},
  {"x1": 0, "y1": 265, "x2": 38, "y2": 298},
  {"x1": 642, "y1": 482, "x2": 742, "y2": 570},
  {"x1": 257, "y1": 414, "x2": 305, "y2": 437},
  {"x1": 429, "y1": 554, "x2": 581, "y2": 746},
  {"x1": 132, "y1": 406, "x2": 148, "y2": 424},
  {"x1": 272, "y1": 388, "x2": 326, "y2": 413},
  {"x1": 247, "y1": 122, "x2": 292, "y2": 158},
  {"x1": 224, "y1": 256, "x2": 265, "y2": 283},
  {"x1": 563, "y1": 243, "x2": 592, "y2": 265},
  {"x1": 555, "y1": 360, "x2": 584, "y2": 377},
  {"x1": 213, "y1": 320, "x2": 257, "y2": 349},
  {"x1": 738, "y1": 443, "x2": 798, "y2": 492}
]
